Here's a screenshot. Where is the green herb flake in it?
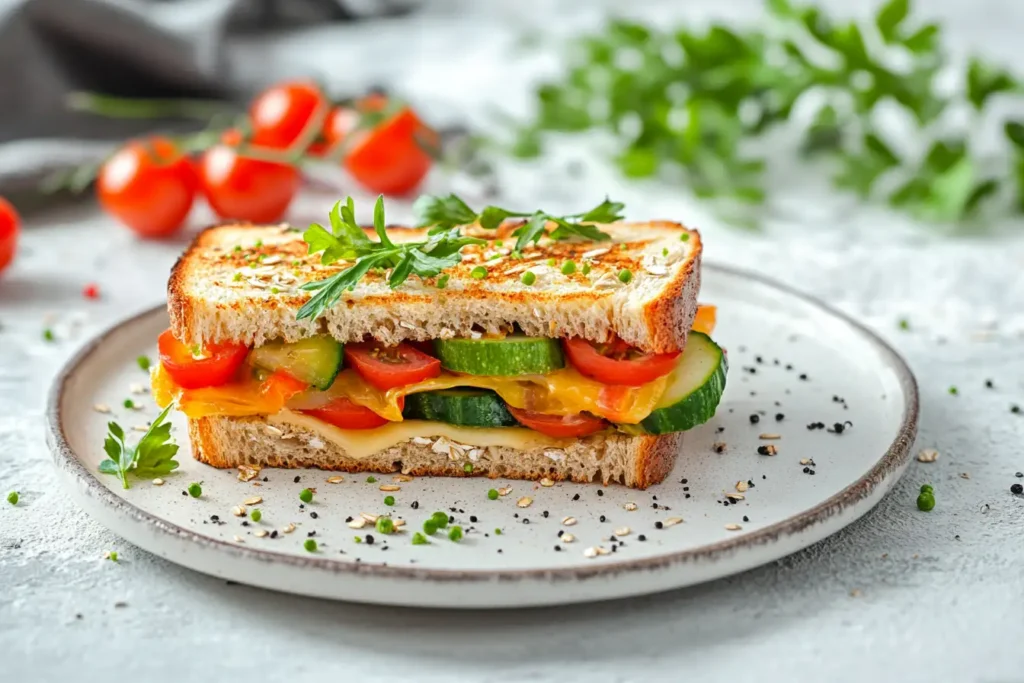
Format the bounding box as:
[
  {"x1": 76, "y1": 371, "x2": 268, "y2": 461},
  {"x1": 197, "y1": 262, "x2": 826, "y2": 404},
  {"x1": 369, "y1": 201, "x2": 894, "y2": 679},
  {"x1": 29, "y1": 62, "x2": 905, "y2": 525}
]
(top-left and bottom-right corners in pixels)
[
  {"x1": 431, "y1": 511, "x2": 449, "y2": 529},
  {"x1": 494, "y1": 528, "x2": 502, "y2": 535},
  {"x1": 299, "y1": 488, "x2": 314, "y2": 503},
  {"x1": 412, "y1": 532, "x2": 429, "y2": 545},
  {"x1": 448, "y1": 526, "x2": 464, "y2": 542},
  {"x1": 423, "y1": 519, "x2": 438, "y2": 535},
  {"x1": 471, "y1": 265, "x2": 488, "y2": 279},
  {"x1": 948, "y1": 386, "x2": 959, "y2": 396},
  {"x1": 123, "y1": 399, "x2": 134, "y2": 410},
  {"x1": 187, "y1": 482, "x2": 202, "y2": 498},
  {"x1": 250, "y1": 509, "x2": 262, "y2": 523},
  {"x1": 436, "y1": 273, "x2": 450, "y2": 289},
  {"x1": 463, "y1": 462, "x2": 473, "y2": 473},
  {"x1": 136, "y1": 356, "x2": 151, "y2": 372},
  {"x1": 561, "y1": 260, "x2": 577, "y2": 275},
  {"x1": 6, "y1": 491, "x2": 18, "y2": 505},
  {"x1": 43, "y1": 328, "x2": 55, "y2": 342},
  {"x1": 375, "y1": 517, "x2": 395, "y2": 535},
  {"x1": 487, "y1": 488, "x2": 499, "y2": 500},
  {"x1": 581, "y1": 262, "x2": 591, "y2": 275},
  {"x1": 898, "y1": 318, "x2": 910, "y2": 331},
  {"x1": 521, "y1": 271, "x2": 537, "y2": 286},
  {"x1": 234, "y1": 245, "x2": 242, "y2": 252},
  {"x1": 366, "y1": 476, "x2": 377, "y2": 483},
  {"x1": 680, "y1": 234, "x2": 690, "y2": 242},
  {"x1": 662, "y1": 247, "x2": 669, "y2": 257},
  {"x1": 107, "y1": 551, "x2": 119, "y2": 562},
  {"x1": 384, "y1": 495, "x2": 395, "y2": 506},
  {"x1": 617, "y1": 269, "x2": 633, "y2": 284},
  {"x1": 98, "y1": 404, "x2": 179, "y2": 490},
  {"x1": 233, "y1": 272, "x2": 243, "y2": 282},
  {"x1": 917, "y1": 491, "x2": 935, "y2": 511},
  {"x1": 546, "y1": 258, "x2": 556, "y2": 267},
  {"x1": 304, "y1": 538, "x2": 318, "y2": 552}
]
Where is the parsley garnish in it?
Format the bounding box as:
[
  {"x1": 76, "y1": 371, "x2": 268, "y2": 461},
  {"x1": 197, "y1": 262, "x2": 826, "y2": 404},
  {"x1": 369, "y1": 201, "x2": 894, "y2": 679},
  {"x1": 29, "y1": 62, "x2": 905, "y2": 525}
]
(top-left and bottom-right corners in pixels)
[
  {"x1": 297, "y1": 194, "x2": 625, "y2": 321},
  {"x1": 297, "y1": 195, "x2": 486, "y2": 321},
  {"x1": 413, "y1": 194, "x2": 622, "y2": 251},
  {"x1": 98, "y1": 404, "x2": 180, "y2": 489}
]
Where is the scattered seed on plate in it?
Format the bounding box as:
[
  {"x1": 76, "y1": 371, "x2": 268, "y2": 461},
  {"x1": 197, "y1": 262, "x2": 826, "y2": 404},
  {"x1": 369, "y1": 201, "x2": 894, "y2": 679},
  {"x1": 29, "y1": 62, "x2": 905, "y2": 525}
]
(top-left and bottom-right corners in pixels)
[
  {"x1": 255, "y1": 529, "x2": 268, "y2": 538},
  {"x1": 237, "y1": 465, "x2": 261, "y2": 482},
  {"x1": 725, "y1": 524, "x2": 742, "y2": 531},
  {"x1": 561, "y1": 533, "x2": 576, "y2": 543},
  {"x1": 393, "y1": 474, "x2": 414, "y2": 483},
  {"x1": 562, "y1": 516, "x2": 577, "y2": 526},
  {"x1": 735, "y1": 481, "x2": 749, "y2": 493},
  {"x1": 361, "y1": 512, "x2": 379, "y2": 522},
  {"x1": 960, "y1": 472, "x2": 970, "y2": 480},
  {"x1": 614, "y1": 527, "x2": 631, "y2": 537},
  {"x1": 624, "y1": 502, "x2": 638, "y2": 511},
  {"x1": 348, "y1": 518, "x2": 368, "y2": 529},
  {"x1": 244, "y1": 496, "x2": 262, "y2": 505},
  {"x1": 233, "y1": 535, "x2": 245, "y2": 543},
  {"x1": 758, "y1": 433, "x2": 781, "y2": 440},
  {"x1": 379, "y1": 485, "x2": 401, "y2": 492},
  {"x1": 539, "y1": 477, "x2": 554, "y2": 487},
  {"x1": 131, "y1": 425, "x2": 148, "y2": 432},
  {"x1": 326, "y1": 475, "x2": 345, "y2": 484},
  {"x1": 917, "y1": 449, "x2": 939, "y2": 463},
  {"x1": 725, "y1": 493, "x2": 745, "y2": 501},
  {"x1": 281, "y1": 523, "x2": 296, "y2": 534},
  {"x1": 498, "y1": 486, "x2": 513, "y2": 496},
  {"x1": 393, "y1": 519, "x2": 406, "y2": 529},
  {"x1": 757, "y1": 445, "x2": 778, "y2": 456},
  {"x1": 129, "y1": 383, "x2": 146, "y2": 395},
  {"x1": 93, "y1": 404, "x2": 111, "y2": 414},
  {"x1": 712, "y1": 442, "x2": 727, "y2": 453},
  {"x1": 517, "y1": 497, "x2": 533, "y2": 508},
  {"x1": 152, "y1": 478, "x2": 164, "y2": 486},
  {"x1": 231, "y1": 505, "x2": 246, "y2": 517},
  {"x1": 662, "y1": 517, "x2": 683, "y2": 527}
]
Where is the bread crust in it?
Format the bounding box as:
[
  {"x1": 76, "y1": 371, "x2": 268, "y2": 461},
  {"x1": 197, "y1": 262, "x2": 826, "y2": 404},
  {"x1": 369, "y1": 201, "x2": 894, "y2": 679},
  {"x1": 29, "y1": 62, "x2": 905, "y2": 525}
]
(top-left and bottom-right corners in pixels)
[
  {"x1": 189, "y1": 415, "x2": 681, "y2": 489},
  {"x1": 168, "y1": 220, "x2": 702, "y2": 354}
]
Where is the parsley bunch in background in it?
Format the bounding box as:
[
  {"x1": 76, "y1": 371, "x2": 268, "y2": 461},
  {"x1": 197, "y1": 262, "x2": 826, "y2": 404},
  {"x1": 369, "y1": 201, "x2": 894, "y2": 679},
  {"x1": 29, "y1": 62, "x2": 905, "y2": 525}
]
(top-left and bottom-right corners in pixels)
[{"x1": 511, "y1": 0, "x2": 1024, "y2": 227}]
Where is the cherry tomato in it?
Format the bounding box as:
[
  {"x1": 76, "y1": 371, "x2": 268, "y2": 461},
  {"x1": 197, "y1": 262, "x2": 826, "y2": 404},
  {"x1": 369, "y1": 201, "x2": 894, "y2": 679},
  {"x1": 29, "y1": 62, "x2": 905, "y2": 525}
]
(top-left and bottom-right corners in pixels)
[
  {"x1": 97, "y1": 137, "x2": 196, "y2": 237},
  {"x1": 0, "y1": 196, "x2": 19, "y2": 274},
  {"x1": 198, "y1": 132, "x2": 299, "y2": 223},
  {"x1": 692, "y1": 304, "x2": 717, "y2": 335},
  {"x1": 345, "y1": 341, "x2": 441, "y2": 391},
  {"x1": 249, "y1": 80, "x2": 328, "y2": 149},
  {"x1": 303, "y1": 396, "x2": 404, "y2": 431},
  {"x1": 563, "y1": 337, "x2": 680, "y2": 387},
  {"x1": 507, "y1": 406, "x2": 606, "y2": 438},
  {"x1": 314, "y1": 93, "x2": 388, "y2": 154},
  {"x1": 158, "y1": 329, "x2": 249, "y2": 389},
  {"x1": 340, "y1": 103, "x2": 436, "y2": 196}
]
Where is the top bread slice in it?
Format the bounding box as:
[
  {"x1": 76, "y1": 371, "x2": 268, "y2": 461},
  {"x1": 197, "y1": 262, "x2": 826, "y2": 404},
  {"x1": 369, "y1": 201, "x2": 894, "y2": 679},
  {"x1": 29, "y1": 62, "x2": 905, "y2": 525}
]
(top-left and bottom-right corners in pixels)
[{"x1": 168, "y1": 219, "x2": 702, "y2": 354}]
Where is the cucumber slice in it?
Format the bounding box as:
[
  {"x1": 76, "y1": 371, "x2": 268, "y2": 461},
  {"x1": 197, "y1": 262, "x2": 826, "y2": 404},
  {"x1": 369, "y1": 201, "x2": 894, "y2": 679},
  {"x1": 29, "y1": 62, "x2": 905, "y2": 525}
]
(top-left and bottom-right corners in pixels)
[
  {"x1": 403, "y1": 389, "x2": 518, "y2": 427},
  {"x1": 250, "y1": 336, "x2": 344, "y2": 390},
  {"x1": 433, "y1": 335, "x2": 564, "y2": 376},
  {"x1": 639, "y1": 332, "x2": 727, "y2": 435}
]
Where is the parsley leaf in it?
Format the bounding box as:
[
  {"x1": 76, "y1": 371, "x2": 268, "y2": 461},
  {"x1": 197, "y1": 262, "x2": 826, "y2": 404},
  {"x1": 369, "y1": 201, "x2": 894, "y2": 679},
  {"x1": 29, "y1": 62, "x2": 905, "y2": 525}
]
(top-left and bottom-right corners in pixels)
[{"x1": 99, "y1": 404, "x2": 179, "y2": 489}]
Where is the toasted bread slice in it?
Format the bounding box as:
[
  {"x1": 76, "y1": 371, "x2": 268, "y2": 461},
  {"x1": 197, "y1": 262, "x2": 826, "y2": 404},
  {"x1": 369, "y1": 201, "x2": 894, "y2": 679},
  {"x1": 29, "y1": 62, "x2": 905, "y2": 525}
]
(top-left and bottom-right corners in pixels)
[
  {"x1": 169, "y1": 220, "x2": 702, "y2": 353},
  {"x1": 189, "y1": 415, "x2": 681, "y2": 489}
]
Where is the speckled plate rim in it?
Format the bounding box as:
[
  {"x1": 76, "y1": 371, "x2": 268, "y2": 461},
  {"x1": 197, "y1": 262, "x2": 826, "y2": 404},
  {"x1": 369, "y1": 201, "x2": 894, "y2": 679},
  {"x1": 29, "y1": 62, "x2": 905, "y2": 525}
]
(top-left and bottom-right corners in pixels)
[{"x1": 45, "y1": 263, "x2": 919, "y2": 603}]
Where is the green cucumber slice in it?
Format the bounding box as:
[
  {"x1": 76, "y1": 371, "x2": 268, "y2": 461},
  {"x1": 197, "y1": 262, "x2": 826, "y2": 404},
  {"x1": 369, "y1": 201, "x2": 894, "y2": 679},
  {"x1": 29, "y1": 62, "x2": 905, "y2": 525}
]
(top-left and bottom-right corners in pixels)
[
  {"x1": 403, "y1": 389, "x2": 518, "y2": 427},
  {"x1": 639, "y1": 332, "x2": 727, "y2": 434},
  {"x1": 250, "y1": 336, "x2": 344, "y2": 390},
  {"x1": 433, "y1": 335, "x2": 564, "y2": 376}
]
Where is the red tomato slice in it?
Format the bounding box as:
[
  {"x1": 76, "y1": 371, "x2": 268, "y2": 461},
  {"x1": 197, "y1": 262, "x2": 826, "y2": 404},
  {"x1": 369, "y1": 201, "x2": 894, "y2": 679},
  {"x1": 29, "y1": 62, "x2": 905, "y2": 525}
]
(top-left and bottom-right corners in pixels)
[
  {"x1": 345, "y1": 342, "x2": 441, "y2": 391},
  {"x1": 302, "y1": 397, "x2": 403, "y2": 431},
  {"x1": 507, "y1": 406, "x2": 606, "y2": 438},
  {"x1": 563, "y1": 337, "x2": 679, "y2": 387},
  {"x1": 0, "y1": 196, "x2": 20, "y2": 274},
  {"x1": 157, "y1": 329, "x2": 249, "y2": 389}
]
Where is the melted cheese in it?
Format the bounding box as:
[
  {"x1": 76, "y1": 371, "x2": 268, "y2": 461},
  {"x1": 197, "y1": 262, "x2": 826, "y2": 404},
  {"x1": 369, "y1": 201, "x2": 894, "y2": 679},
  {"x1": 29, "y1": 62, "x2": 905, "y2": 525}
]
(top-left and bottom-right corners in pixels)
[
  {"x1": 269, "y1": 409, "x2": 570, "y2": 460},
  {"x1": 156, "y1": 364, "x2": 667, "y2": 424}
]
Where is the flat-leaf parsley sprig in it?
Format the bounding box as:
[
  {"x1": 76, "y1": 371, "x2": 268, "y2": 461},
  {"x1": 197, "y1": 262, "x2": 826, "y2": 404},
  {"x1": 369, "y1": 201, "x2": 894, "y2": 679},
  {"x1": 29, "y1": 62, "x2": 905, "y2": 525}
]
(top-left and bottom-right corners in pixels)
[
  {"x1": 297, "y1": 195, "x2": 486, "y2": 321},
  {"x1": 297, "y1": 194, "x2": 626, "y2": 321},
  {"x1": 414, "y1": 194, "x2": 624, "y2": 251},
  {"x1": 99, "y1": 404, "x2": 180, "y2": 489}
]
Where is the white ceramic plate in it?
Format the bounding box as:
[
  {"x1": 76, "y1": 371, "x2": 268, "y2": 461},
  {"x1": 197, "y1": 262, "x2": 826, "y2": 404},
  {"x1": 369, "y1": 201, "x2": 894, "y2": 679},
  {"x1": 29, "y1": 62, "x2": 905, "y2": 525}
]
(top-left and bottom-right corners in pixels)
[{"x1": 46, "y1": 264, "x2": 918, "y2": 608}]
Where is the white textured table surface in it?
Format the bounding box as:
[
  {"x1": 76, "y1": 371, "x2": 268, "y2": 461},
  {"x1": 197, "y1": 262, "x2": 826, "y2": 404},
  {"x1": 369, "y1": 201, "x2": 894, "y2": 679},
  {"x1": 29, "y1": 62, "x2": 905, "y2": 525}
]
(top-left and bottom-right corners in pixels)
[{"x1": 4, "y1": 1, "x2": 1024, "y2": 681}]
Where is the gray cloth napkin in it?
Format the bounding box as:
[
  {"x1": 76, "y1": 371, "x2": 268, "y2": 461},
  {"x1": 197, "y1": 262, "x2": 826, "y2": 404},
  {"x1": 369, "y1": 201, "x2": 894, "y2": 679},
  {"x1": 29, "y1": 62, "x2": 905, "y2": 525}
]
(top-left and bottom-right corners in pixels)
[{"x1": 0, "y1": 0, "x2": 414, "y2": 212}]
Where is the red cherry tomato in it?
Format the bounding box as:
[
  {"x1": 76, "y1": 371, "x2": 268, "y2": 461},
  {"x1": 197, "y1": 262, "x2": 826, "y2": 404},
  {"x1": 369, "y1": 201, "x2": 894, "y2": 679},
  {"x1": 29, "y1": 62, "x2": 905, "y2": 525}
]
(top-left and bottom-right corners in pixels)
[
  {"x1": 97, "y1": 137, "x2": 196, "y2": 238},
  {"x1": 0, "y1": 196, "x2": 19, "y2": 274},
  {"x1": 82, "y1": 283, "x2": 100, "y2": 300},
  {"x1": 506, "y1": 406, "x2": 606, "y2": 439},
  {"x1": 198, "y1": 132, "x2": 299, "y2": 223},
  {"x1": 563, "y1": 337, "x2": 680, "y2": 387},
  {"x1": 249, "y1": 81, "x2": 328, "y2": 149},
  {"x1": 345, "y1": 342, "x2": 441, "y2": 391},
  {"x1": 157, "y1": 329, "x2": 249, "y2": 389},
  {"x1": 302, "y1": 396, "x2": 404, "y2": 431}
]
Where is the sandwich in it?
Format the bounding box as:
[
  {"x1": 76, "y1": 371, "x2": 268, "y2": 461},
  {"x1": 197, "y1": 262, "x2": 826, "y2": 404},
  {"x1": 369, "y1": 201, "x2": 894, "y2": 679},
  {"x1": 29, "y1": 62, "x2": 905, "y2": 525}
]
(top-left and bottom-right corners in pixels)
[{"x1": 152, "y1": 195, "x2": 726, "y2": 489}]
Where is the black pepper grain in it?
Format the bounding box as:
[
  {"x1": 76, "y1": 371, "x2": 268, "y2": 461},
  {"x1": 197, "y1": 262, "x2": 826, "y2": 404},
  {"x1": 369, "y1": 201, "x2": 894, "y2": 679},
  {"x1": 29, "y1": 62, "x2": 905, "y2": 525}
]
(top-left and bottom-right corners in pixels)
[
  {"x1": 470, "y1": 515, "x2": 478, "y2": 523},
  {"x1": 743, "y1": 515, "x2": 749, "y2": 522},
  {"x1": 755, "y1": 355, "x2": 763, "y2": 363},
  {"x1": 554, "y1": 545, "x2": 562, "y2": 552},
  {"x1": 573, "y1": 493, "x2": 580, "y2": 501},
  {"x1": 685, "y1": 493, "x2": 691, "y2": 499},
  {"x1": 542, "y1": 510, "x2": 549, "y2": 518},
  {"x1": 293, "y1": 476, "x2": 301, "y2": 483},
  {"x1": 310, "y1": 511, "x2": 319, "y2": 519},
  {"x1": 681, "y1": 478, "x2": 688, "y2": 484},
  {"x1": 411, "y1": 501, "x2": 419, "y2": 509},
  {"x1": 1016, "y1": 472, "x2": 1023, "y2": 478},
  {"x1": 597, "y1": 489, "x2": 604, "y2": 497},
  {"x1": 365, "y1": 534, "x2": 375, "y2": 545},
  {"x1": 1012, "y1": 405, "x2": 1021, "y2": 414},
  {"x1": 557, "y1": 530, "x2": 564, "y2": 537},
  {"x1": 799, "y1": 373, "x2": 808, "y2": 380},
  {"x1": 985, "y1": 379, "x2": 994, "y2": 388},
  {"x1": 345, "y1": 516, "x2": 353, "y2": 523},
  {"x1": 638, "y1": 534, "x2": 647, "y2": 541},
  {"x1": 522, "y1": 518, "x2": 530, "y2": 524},
  {"x1": 655, "y1": 521, "x2": 663, "y2": 529},
  {"x1": 307, "y1": 530, "x2": 316, "y2": 537},
  {"x1": 599, "y1": 515, "x2": 607, "y2": 522},
  {"x1": 1012, "y1": 483, "x2": 1023, "y2": 495},
  {"x1": 241, "y1": 521, "x2": 249, "y2": 527},
  {"x1": 210, "y1": 515, "x2": 219, "y2": 522},
  {"x1": 270, "y1": 530, "x2": 278, "y2": 538},
  {"x1": 775, "y1": 413, "x2": 785, "y2": 421},
  {"x1": 749, "y1": 414, "x2": 760, "y2": 424}
]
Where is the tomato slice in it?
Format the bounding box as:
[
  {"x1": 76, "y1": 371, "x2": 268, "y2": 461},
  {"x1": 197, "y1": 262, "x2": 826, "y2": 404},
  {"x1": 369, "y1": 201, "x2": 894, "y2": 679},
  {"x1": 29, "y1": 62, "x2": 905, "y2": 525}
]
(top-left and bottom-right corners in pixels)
[
  {"x1": 302, "y1": 397, "x2": 403, "y2": 431},
  {"x1": 507, "y1": 406, "x2": 606, "y2": 438},
  {"x1": 563, "y1": 337, "x2": 680, "y2": 387},
  {"x1": 345, "y1": 342, "x2": 441, "y2": 391},
  {"x1": 157, "y1": 329, "x2": 249, "y2": 389},
  {"x1": 692, "y1": 304, "x2": 717, "y2": 335}
]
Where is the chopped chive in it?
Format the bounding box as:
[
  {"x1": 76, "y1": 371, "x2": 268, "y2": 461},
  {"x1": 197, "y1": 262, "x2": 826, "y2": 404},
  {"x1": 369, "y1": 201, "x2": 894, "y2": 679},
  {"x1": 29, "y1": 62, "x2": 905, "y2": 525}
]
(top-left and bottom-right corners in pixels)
[
  {"x1": 43, "y1": 328, "x2": 54, "y2": 342},
  {"x1": 561, "y1": 260, "x2": 577, "y2": 275},
  {"x1": 680, "y1": 233, "x2": 690, "y2": 242},
  {"x1": 521, "y1": 271, "x2": 537, "y2": 286},
  {"x1": 107, "y1": 551, "x2": 118, "y2": 562},
  {"x1": 233, "y1": 245, "x2": 242, "y2": 252},
  {"x1": 6, "y1": 491, "x2": 18, "y2": 505},
  {"x1": 375, "y1": 517, "x2": 395, "y2": 534},
  {"x1": 662, "y1": 247, "x2": 669, "y2": 257},
  {"x1": 463, "y1": 462, "x2": 473, "y2": 473},
  {"x1": 471, "y1": 266, "x2": 487, "y2": 279},
  {"x1": 494, "y1": 528, "x2": 502, "y2": 535},
  {"x1": 384, "y1": 495, "x2": 395, "y2": 506},
  {"x1": 299, "y1": 488, "x2": 313, "y2": 503},
  {"x1": 254, "y1": 240, "x2": 263, "y2": 248},
  {"x1": 250, "y1": 509, "x2": 262, "y2": 523},
  {"x1": 581, "y1": 262, "x2": 591, "y2": 275},
  {"x1": 898, "y1": 318, "x2": 910, "y2": 331},
  {"x1": 304, "y1": 538, "x2": 318, "y2": 552},
  {"x1": 546, "y1": 258, "x2": 556, "y2": 266},
  {"x1": 617, "y1": 268, "x2": 633, "y2": 283},
  {"x1": 123, "y1": 399, "x2": 135, "y2": 410},
  {"x1": 270, "y1": 287, "x2": 279, "y2": 294},
  {"x1": 354, "y1": 536, "x2": 363, "y2": 543},
  {"x1": 366, "y1": 476, "x2": 377, "y2": 483},
  {"x1": 437, "y1": 273, "x2": 450, "y2": 289},
  {"x1": 448, "y1": 526, "x2": 464, "y2": 542},
  {"x1": 187, "y1": 482, "x2": 202, "y2": 498},
  {"x1": 233, "y1": 272, "x2": 243, "y2": 282},
  {"x1": 948, "y1": 386, "x2": 958, "y2": 395},
  {"x1": 136, "y1": 356, "x2": 151, "y2": 371},
  {"x1": 412, "y1": 532, "x2": 429, "y2": 545},
  {"x1": 487, "y1": 488, "x2": 499, "y2": 500},
  {"x1": 510, "y1": 250, "x2": 522, "y2": 259}
]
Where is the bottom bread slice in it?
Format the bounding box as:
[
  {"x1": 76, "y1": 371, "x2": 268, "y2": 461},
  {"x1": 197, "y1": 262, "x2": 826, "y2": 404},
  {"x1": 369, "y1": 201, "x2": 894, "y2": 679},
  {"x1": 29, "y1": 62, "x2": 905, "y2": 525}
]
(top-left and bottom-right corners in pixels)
[{"x1": 188, "y1": 414, "x2": 683, "y2": 489}]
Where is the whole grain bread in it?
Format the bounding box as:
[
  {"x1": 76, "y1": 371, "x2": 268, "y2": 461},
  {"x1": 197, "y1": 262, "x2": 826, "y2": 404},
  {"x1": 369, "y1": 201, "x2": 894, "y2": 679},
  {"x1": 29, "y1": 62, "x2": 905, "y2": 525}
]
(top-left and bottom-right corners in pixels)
[
  {"x1": 189, "y1": 414, "x2": 682, "y2": 489},
  {"x1": 169, "y1": 220, "x2": 702, "y2": 354}
]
